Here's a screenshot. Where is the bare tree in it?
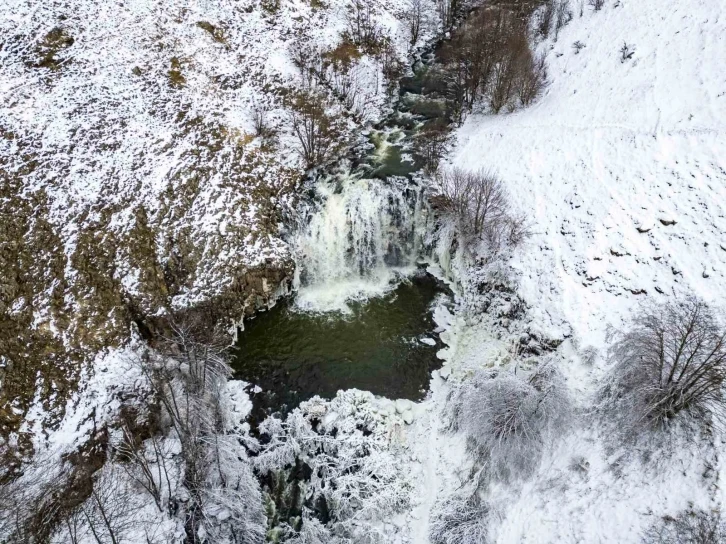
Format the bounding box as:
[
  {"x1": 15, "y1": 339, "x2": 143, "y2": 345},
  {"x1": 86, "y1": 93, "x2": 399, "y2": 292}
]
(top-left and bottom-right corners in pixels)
[
  {"x1": 607, "y1": 296, "x2": 726, "y2": 431},
  {"x1": 415, "y1": 120, "x2": 448, "y2": 173},
  {"x1": 516, "y1": 51, "x2": 548, "y2": 107},
  {"x1": 379, "y1": 41, "x2": 404, "y2": 97},
  {"x1": 439, "y1": 7, "x2": 547, "y2": 117},
  {"x1": 489, "y1": 31, "x2": 530, "y2": 113},
  {"x1": 405, "y1": 0, "x2": 425, "y2": 46},
  {"x1": 0, "y1": 457, "x2": 87, "y2": 544},
  {"x1": 433, "y1": 168, "x2": 529, "y2": 255},
  {"x1": 436, "y1": 0, "x2": 459, "y2": 30},
  {"x1": 289, "y1": 91, "x2": 343, "y2": 169},
  {"x1": 537, "y1": 0, "x2": 556, "y2": 38},
  {"x1": 251, "y1": 101, "x2": 275, "y2": 140},
  {"x1": 52, "y1": 465, "x2": 154, "y2": 544},
  {"x1": 290, "y1": 42, "x2": 322, "y2": 89},
  {"x1": 115, "y1": 426, "x2": 175, "y2": 514},
  {"x1": 346, "y1": 0, "x2": 379, "y2": 49}
]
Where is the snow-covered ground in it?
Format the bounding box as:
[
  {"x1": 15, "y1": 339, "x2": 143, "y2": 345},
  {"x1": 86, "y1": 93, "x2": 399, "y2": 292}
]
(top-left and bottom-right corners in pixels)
[
  {"x1": 4, "y1": 0, "x2": 726, "y2": 542},
  {"x1": 401, "y1": 1, "x2": 726, "y2": 541},
  {"x1": 451, "y1": 0, "x2": 726, "y2": 348}
]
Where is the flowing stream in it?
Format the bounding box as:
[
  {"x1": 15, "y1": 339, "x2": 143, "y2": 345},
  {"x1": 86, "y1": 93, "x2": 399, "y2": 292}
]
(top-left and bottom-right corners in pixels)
[{"x1": 232, "y1": 44, "x2": 455, "y2": 415}]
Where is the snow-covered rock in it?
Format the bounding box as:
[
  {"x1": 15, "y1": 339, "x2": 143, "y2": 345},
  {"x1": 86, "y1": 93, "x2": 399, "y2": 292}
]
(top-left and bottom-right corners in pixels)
[{"x1": 395, "y1": 399, "x2": 414, "y2": 414}]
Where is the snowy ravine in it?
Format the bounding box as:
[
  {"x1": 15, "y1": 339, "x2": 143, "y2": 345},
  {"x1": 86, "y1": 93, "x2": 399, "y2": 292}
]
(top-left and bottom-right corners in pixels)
[
  {"x1": 3, "y1": 0, "x2": 726, "y2": 542},
  {"x1": 0, "y1": 0, "x2": 440, "y2": 456},
  {"x1": 257, "y1": 1, "x2": 726, "y2": 542}
]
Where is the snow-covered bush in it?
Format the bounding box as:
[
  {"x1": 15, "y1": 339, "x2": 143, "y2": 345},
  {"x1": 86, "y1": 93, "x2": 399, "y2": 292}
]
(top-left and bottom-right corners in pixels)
[
  {"x1": 643, "y1": 508, "x2": 724, "y2": 544},
  {"x1": 606, "y1": 296, "x2": 726, "y2": 432},
  {"x1": 448, "y1": 362, "x2": 571, "y2": 481},
  {"x1": 254, "y1": 391, "x2": 413, "y2": 542},
  {"x1": 429, "y1": 490, "x2": 489, "y2": 544}
]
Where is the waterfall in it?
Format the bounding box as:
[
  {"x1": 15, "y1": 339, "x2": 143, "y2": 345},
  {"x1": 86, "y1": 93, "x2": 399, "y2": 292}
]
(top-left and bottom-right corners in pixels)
[{"x1": 293, "y1": 175, "x2": 427, "y2": 312}]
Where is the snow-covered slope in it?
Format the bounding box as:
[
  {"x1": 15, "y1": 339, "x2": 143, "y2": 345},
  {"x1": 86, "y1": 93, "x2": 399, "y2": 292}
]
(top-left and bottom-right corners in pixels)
[
  {"x1": 452, "y1": 0, "x2": 726, "y2": 349},
  {"x1": 393, "y1": 2, "x2": 726, "y2": 542}
]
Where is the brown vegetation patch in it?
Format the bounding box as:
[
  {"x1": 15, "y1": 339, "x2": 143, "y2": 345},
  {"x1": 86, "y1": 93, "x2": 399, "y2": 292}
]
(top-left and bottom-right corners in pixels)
[{"x1": 31, "y1": 27, "x2": 74, "y2": 70}]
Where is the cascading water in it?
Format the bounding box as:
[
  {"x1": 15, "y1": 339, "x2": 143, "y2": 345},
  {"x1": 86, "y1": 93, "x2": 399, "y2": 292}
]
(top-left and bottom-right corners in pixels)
[{"x1": 293, "y1": 171, "x2": 428, "y2": 313}]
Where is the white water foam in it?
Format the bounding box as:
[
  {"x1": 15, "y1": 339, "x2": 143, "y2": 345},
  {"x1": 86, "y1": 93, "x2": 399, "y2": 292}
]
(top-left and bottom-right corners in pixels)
[{"x1": 293, "y1": 176, "x2": 427, "y2": 313}]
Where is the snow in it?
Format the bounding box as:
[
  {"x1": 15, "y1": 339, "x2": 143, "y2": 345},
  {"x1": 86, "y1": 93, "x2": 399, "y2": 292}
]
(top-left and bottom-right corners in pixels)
[
  {"x1": 400, "y1": 1, "x2": 726, "y2": 542},
  {"x1": 449, "y1": 0, "x2": 726, "y2": 349},
  {"x1": 4, "y1": 0, "x2": 726, "y2": 542}
]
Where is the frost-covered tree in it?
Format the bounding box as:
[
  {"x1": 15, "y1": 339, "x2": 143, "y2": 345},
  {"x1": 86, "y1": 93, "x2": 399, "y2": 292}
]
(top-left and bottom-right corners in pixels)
[
  {"x1": 254, "y1": 391, "x2": 413, "y2": 542},
  {"x1": 448, "y1": 362, "x2": 571, "y2": 481},
  {"x1": 606, "y1": 296, "x2": 726, "y2": 432},
  {"x1": 429, "y1": 491, "x2": 489, "y2": 544},
  {"x1": 133, "y1": 319, "x2": 267, "y2": 544}
]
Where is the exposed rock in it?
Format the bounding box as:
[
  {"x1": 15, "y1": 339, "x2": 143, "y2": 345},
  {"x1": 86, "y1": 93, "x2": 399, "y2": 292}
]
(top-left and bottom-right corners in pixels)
[{"x1": 402, "y1": 410, "x2": 415, "y2": 425}]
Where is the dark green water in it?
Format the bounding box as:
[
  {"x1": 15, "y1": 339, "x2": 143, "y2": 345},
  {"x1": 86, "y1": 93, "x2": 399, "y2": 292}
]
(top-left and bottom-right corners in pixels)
[{"x1": 232, "y1": 272, "x2": 449, "y2": 414}]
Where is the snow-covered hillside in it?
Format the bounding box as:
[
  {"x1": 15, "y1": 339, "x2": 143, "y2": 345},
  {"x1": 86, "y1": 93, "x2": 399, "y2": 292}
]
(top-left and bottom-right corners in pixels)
[
  {"x1": 452, "y1": 0, "x2": 726, "y2": 347},
  {"x1": 406, "y1": 1, "x2": 726, "y2": 541},
  {"x1": 0, "y1": 0, "x2": 426, "y2": 459}
]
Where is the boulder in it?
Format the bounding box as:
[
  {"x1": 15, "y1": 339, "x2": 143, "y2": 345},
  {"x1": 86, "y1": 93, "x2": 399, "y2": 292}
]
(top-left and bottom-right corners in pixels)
[
  {"x1": 395, "y1": 399, "x2": 413, "y2": 414},
  {"x1": 402, "y1": 410, "x2": 415, "y2": 424}
]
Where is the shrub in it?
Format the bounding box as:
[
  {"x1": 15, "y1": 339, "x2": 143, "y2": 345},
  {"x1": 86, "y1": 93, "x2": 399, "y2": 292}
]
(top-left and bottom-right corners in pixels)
[
  {"x1": 415, "y1": 120, "x2": 449, "y2": 173},
  {"x1": 517, "y1": 51, "x2": 548, "y2": 107},
  {"x1": 448, "y1": 362, "x2": 571, "y2": 481},
  {"x1": 433, "y1": 168, "x2": 529, "y2": 256},
  {"x1": 620, "y1": 42, "x2": 635, "y2": 63},
  {"x1": 288, "y1": 90, "x2": 344, "y2": 169},
  {"x1": 607, "y1": 296, "x2": 726, "y2": 431},
  {"x1": 251, "y1": 101, "x2": 276, "y2": 140},
  {"x1": 589, "y1": 0, "x2": 605, "y2": 11},
  {"x1": 643, "y1": 509, "x2": 724, "y2": 544},
  {"x1": 537, "y1": 0, "x2": 556, "y2": 38},
  {"x1": 429, "y1": 491, "x2": 489, "y2": 544}
]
